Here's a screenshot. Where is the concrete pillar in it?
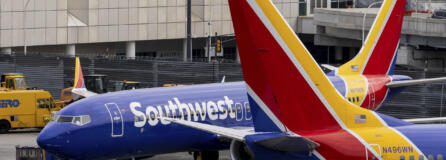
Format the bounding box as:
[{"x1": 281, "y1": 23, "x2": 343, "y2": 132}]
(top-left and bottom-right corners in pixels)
[
  {"x1": 335, "y1": 46, "x2": 343, "y2": 61},
  {"x1": 126, "y1": 41, "x2": 136, "y2": 59},
  {"x1": 235, "y1": 47, "x2": 240, "y2": 63},
  {"x1": 183, "y1": 38, "x2": 188, "y2": 62},
  {"x1": 66, "y1": 44, "x2": 75, "y2": 57},
  {"x1": 306, "y1": 0, "x2": 311, "y2": 15},
  {"x1": 349, "y1": 47, "x2": 356, "y2": 59},
  {"x1": 397, "y1": 46, "x2": 414, "y2": 66},
  {"x1": 1, "y1": 48, "x2": 12, "y2": 55}
]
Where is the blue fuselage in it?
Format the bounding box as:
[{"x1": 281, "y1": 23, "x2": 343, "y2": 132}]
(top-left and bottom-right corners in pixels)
[
  {"x1": 38, "y1": 82, "x2": 252, "y2": 159},
  {"x1": 37, "y1": 74, "x2": 411, "y2": 159}
]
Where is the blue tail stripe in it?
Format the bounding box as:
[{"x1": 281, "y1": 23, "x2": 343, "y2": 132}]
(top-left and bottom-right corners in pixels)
[{"x1": 248, "y1": 95, "x2": 283, "y2": 132}]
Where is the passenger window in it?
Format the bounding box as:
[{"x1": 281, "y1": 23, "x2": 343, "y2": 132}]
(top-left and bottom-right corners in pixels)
[
  {"x1": 49, "y1": 98, "x2": 56, "y2": 108},
  {"x1": 45, "y1": 99, "x2": 50, "y2": 108},
  {"x1": 438, "y1": 154, "x2": 443, "y2": 160},
  {"x1": 400, "y1": 155, "x2": 405, "y2": 160},
  {"x1": 8, "y1": 79, "x2": 14, "y2": 89},
  {"x1": 428, "y1": 155, "x2": 434, "y2": 160},
  {"x1": 37, "y1": 99, "x2": 46, "y2": 108},
  {"x1": 356, "y1": 97, "x2": 359, "y2": 102},
  {"x1": 348, "y1": 97, "x2": 351, "y2": 102}
]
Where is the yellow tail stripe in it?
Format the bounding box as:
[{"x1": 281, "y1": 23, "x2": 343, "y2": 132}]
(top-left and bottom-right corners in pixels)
[{"x1": 73, "y1": 57, "x2": 80, "y2": 88}]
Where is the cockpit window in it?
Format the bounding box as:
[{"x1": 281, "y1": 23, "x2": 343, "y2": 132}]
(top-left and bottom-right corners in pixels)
[
  {"x1": 51, "y1": 115, "x2": 91, "y2": 126},
  {"x1": 58, "y1": 116, "x2": 74, "y2": 123},
  {"x1": 73, "y1": 117, "x2": 81, "y2": 125}
]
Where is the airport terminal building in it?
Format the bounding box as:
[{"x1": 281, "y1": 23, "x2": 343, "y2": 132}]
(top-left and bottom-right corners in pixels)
[
  {"x1": 0, "y1": 0, "x2": 445, "y2": 69},
  {"x1": 0, "y1": 0, "x2": 301, "y2": 61}
]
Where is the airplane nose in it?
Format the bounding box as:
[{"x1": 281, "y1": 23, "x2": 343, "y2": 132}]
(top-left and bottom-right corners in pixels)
[
  {"x1": 37, "y1": 124, "x2": 68, "y2": 156},
  {"x1": 36, "y1": 129, "x2": 54, "y2": 149}
]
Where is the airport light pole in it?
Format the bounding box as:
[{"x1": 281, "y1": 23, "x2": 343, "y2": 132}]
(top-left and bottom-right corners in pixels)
[
  {"x1": 362, "y1": 1, "x2": 383, "y2": 45},
  {"x1": 207, "y1": 3, "x2": 214, "y2": 62},
  {"x1": 187, "y1": 0, "x2": 192, "y2": 61},
  {"x1": 23, "y1": 0, "x2": 31, "y2": 55}
]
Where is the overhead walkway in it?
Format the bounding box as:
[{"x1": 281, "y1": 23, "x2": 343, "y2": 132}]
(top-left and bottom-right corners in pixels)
[{"x1": 312, "y1": 8, "x2": 446, "y2": 48}]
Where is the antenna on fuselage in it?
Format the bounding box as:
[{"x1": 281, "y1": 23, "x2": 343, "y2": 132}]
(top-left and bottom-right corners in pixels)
[{"x1": 221, "y1": 76, "x2": 226, "y2": 83}]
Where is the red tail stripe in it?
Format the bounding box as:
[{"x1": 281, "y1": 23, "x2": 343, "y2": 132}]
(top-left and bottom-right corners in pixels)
[{"x1": 363, "y1": 0, "x2": 405, "y2": 75}]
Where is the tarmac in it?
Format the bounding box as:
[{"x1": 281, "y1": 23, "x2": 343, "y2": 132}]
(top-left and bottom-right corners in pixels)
[{"x1": 0, "y1": 128, "x2": 231, "y2": 160}]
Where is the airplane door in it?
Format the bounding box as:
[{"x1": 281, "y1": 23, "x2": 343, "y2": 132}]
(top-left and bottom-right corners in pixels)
[
  {"x1": 105, "y1": 103, "x2": 124, "y2": 137},
  {"x1": 369, "y1": 84, "x2": 376, "y2": 110},
  {"x1": 235, "y1": 103, "x2": 243, "y2": 121}
]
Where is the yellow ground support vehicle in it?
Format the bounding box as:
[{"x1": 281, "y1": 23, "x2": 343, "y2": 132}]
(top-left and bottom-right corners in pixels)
[
  {"x1": 113, "y1": 80, "x2": 141, "y2": 91},
  {"x1": 162, "y1": 83, "x2": 194, "y2": 87},
  {"x1": 0, "y1": 73, "x2": 64, "y2": 133},
  {"x1": 60, "y1": 74, "x2": 142, "y2": 104},
  {"x1": 0, "y1": 73, "x2": 28, "y2": 90}
]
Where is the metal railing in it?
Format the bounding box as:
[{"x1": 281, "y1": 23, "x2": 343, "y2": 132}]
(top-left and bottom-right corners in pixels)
[{"x1": 1, "y1": 54, "x2": 446, "y2": 119}]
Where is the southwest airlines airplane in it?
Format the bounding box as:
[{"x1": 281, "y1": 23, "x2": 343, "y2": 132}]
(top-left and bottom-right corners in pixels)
[
  {"x1": 37, "y1": 0, "x2": 446, "y2": 159},
  {"x1": 167, "y1": 0, "x2": 446, "y2": 159}
]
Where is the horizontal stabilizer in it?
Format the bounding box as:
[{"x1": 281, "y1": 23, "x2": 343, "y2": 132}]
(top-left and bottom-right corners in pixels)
[
  {"x1": 255, "y1": 135, "x2": 319, "y2": 152},
  {"x1": 163, "y1": 117, "x2": 253, "y2": 141},
  {"x1": 387, "y1": 77, "x2": 446, "y2": 88},
  {"x1": 404, "y1": 117, "x2": 446, "y2": 124},
  {"x1": 320, "y1": 64, "x2": 337, "y2": 71},
  {"x1": 72, "y1": 88, "x2": 98, "y2": 98}
]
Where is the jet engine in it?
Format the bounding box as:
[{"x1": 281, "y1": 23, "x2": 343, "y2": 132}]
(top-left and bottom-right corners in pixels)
[{"x1": 229, "y1": 140, "x2": 254, "y2": 160}]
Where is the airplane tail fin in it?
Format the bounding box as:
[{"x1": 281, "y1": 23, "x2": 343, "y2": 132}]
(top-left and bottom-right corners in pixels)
[
  {"x1": 72, "y1": 57, "x2": 97, "y2": 98},
  {"x1": 229, "y1": 0, "x2": 287, "y2": 133},
  {"x1": 73, "y1": 57, "x2": 86, "y2": 89},
  {"x1": 229, "y1": 0, "x2": 394, "y2": 132},
  {"x1": 337, "y1": 0, "x2": 405, "y2": 75}
]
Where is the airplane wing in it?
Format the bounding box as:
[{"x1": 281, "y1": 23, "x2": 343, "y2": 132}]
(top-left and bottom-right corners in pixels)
[
  {"x1": 163, "y1": 117, "x2": 319, "y2": 152},
  {"x1": 386, "y1": 77, "x2": 446, "y2": 88},
  {"x1": 163, "y1": 117, "x2": 251, "y2": 141},
  {"x1": 403, "y1": 117, "x2": 446, "y2": 124},
  {"x1": 72, "y1": 57, "x2": 98, "y2": 98},
  {"x1": 320, "y1": 64, "x2": 337, "y2": 71}
]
